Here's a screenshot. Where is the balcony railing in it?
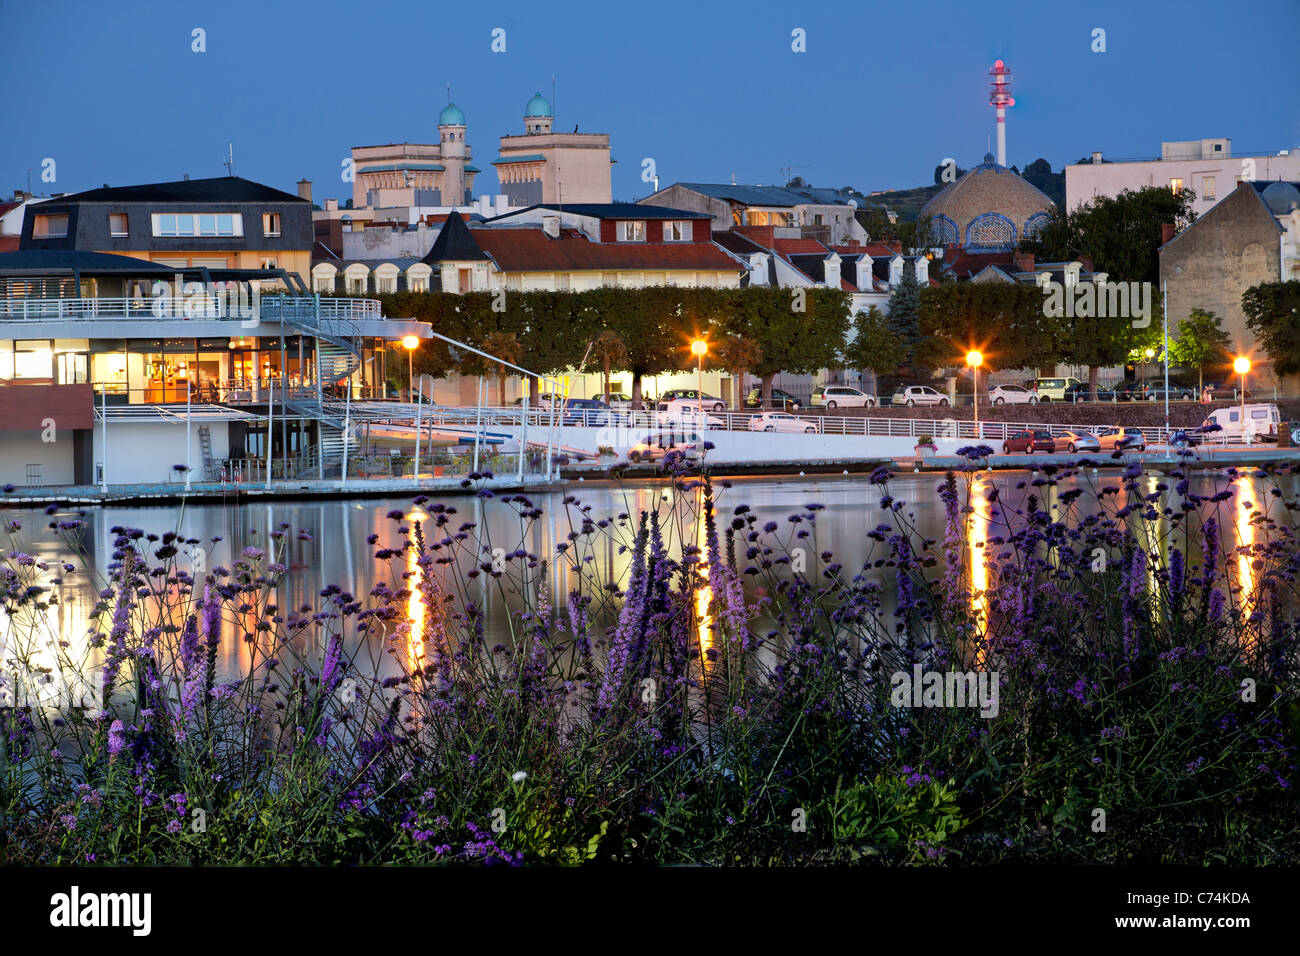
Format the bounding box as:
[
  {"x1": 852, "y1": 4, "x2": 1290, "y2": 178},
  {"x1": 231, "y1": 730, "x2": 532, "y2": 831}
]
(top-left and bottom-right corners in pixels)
[{"x1": 0, "y1": 295, "x2": 382, "y2": 324}]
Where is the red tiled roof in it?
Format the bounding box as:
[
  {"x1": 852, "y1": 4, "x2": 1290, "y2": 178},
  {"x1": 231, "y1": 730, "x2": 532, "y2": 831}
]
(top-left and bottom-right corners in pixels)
[
  {"x1": 0, "y1": 201, "x2": 21, "y2": 217},
  {"x1": 0, "y1": 236, "x2": 20, "y2": 253},
  {"x1": 466, "y1": 228, "x2": 743, "y2": 273},
  {"x1": 944, "y1": 251, "x2": 1014, "y2": 277},
  {"x1": 831, "y1": 241, "x2": 902, "y2": 257},
  {"x1": 773, "y1": 238, "x2": 830, "y2": 255}
]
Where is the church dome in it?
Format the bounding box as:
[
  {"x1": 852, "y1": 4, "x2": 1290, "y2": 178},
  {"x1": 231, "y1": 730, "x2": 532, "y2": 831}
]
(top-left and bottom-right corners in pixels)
[
  {"x1": 438, "y1": 103, "x2": 466, "y2": 126},
  {"x1": 920, "y1": 154, "x2": 1055, "y2": 251},
  {"x1": 524, "y1": 92, "x2": 553, "y2": 118},
  {"x1": 1261, "y1": 181, "x2": 1300, "y2": 216}
]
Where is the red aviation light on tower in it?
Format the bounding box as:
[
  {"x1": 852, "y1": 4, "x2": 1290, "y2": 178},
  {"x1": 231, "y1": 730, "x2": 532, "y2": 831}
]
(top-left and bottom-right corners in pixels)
[{"x1": 988, "y1": 59, "x2": 1014, "y2": 109}]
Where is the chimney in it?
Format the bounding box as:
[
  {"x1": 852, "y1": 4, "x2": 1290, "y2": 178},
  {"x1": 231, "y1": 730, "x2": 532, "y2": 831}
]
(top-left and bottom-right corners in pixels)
[
  {"x1": 915, "y1": 256, "x2": 929, "y2": 284},
  {"x1": 823, "y1": 254, "x2": 841, "y2": 290},
  {"x1": 542, "y1": 215, "x2": 561, "y2": 238},
  {"x1": 1160, "y1": 223, "x2": 1176, "y2": 244},
  {"x1": 748, "y1": 252, "x2": 769, "y2": 285},
  {"x1": 183, "y1": 174, "x2": 191, "y2": 181},
  {"x1": 298, "y1": 179, "x2": 313, "y2": 202},
  {"x1": 324, "y1": 198, "x2": 338, "y2": 212},
  {"x1": 1091, "y1": 151, "x2": 1103, "y2": 164}
]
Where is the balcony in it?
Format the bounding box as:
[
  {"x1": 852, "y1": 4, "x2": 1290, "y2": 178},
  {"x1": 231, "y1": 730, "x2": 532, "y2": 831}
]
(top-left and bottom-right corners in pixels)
[{"x1": 0, "y1": 294, "x2": 381, "y2": 324}]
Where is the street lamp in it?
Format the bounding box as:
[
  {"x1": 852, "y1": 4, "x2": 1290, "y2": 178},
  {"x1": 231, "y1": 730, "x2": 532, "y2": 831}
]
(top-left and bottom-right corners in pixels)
[
  {"x1": 402, "y1": 335, "x2": 420, "y2": 402},
  {"x1": 967, "y1": 350, "x2": 982, "y2": 437},
  {"x1": 690, "y1": 339, "x2": 707, "y2": 430},
  {"x1": 1143, "y1": 347, "x2": 1155, "y2": 390},
  {"x1": 1234, "y1": 356, "x2": 1250, "y2": 424}
]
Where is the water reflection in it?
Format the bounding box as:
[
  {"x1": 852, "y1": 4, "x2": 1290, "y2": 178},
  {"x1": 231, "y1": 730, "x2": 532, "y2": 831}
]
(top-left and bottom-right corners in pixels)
[
  {"x1": 969, "y1": 477, "x2": 992, "y2": 661},
  {"x1": 1, "y1": 468, "x2": 1294, "y2": 700}
]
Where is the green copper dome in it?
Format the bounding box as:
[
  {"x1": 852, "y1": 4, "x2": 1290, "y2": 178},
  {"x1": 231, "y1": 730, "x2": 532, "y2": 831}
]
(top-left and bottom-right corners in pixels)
[
  {"x1": 438, "y1": 103, "x2": 465, "y2": 126},
  {"x1": 524, "y1": 92, "x2": 552, "y2": 118}
]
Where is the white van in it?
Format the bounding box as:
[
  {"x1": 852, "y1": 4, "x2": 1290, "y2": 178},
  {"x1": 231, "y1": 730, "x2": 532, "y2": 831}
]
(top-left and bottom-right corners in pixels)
[
  {"x1": 656, "y1": 399, "x2": 724, "y2": 427},
  {"x1": 1200, "y1": 404, "x2": 1280, "y2": 443}
]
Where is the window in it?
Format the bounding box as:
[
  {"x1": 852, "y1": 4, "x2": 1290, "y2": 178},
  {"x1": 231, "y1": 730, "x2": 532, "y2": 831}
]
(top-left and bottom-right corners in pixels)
[
  {"x1": 15, "y1": 340, "x2": 53, "y2": 379},
  {"x1": 260, "y1": 258, "x2": 278, "y2": 271},
  {"x1": 601, "y1": 272, "x2": 618, "y2": 287},
  {"x1": 376, "y1": 275, "x2": 396, "y2": 293},
  {"x1": 505, "y1": 275, "x2": 522, "y2": 291},
  {"x1": 151, "y1": 213, "x2": 243, "y2": 237},
  {"x1": 662, "y1": 220, "x2": 693, "y2": 241},
  {"x1": 1170, "y1": 178, "x2": 1184, "y2": 195},
  {"x1": 32, "y1": 214, "x2": 68, "y2": 238},
  {"x1": 263, "y1": 212, "x2": 281, "y2": 237},
  {"x1": 557, "y1": 274, "x2": 570, "y2": 291},
  {"x1": 1202, "y1": 176, "x2": 1216, "y2": 201},
  {"x1": 616, "y1": 220, "x2": 645, "y2": 242},
  {"x1": 109, "y1": 213, "x2": 128, "y2": 237}
]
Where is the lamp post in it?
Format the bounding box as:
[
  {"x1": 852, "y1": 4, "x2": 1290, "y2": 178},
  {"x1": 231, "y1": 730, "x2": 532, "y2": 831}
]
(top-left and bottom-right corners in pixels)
[
  {"x1": 691, "y1": 338, "x2": 707, "y2": 431},
  {"x1": 1234, "y1": 356, "x2": 1250, "y2": 424},
  {"x1": 402, "y1": 335, "x2": 420, "y2": 403},
  {"x1": 966, "y1": 350, "x2": 982, "y2": 438}
]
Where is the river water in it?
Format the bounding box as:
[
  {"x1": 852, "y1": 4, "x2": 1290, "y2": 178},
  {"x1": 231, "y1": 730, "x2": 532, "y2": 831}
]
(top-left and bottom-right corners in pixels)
[{"x1": 1, "y1": 467, "x2": 1294, "y2": 698}]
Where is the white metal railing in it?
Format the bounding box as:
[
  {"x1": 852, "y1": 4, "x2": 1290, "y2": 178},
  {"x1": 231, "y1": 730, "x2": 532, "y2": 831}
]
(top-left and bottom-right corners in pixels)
[
  {"x1": 0, "y1": 295, "x2": 381, "y2": 323},
  {"x1": 396, "y1": 405, "x2": 1289, "y2": 449}
]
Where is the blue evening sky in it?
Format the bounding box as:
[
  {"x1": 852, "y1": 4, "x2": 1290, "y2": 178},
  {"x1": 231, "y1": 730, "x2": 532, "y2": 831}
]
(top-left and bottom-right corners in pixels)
[{"x1": 2, "y1": 0, "x2": 1297, "y2": 203}]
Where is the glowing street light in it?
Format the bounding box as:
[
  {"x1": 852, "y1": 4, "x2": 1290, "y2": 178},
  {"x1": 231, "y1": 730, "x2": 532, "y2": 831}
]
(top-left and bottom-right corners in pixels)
[
  {"x1": 1234, "y1": 356, "x2": 1250, "y2": 425},
  {"x1": 402, "y1": 335, "x2": 420, "y2": 403},
  {"x1": 690, "y1": 339, "x2": 707, "y2": 430},
  {"x1": 967, "y1": 350, "x2": 983, "y2": 437}
]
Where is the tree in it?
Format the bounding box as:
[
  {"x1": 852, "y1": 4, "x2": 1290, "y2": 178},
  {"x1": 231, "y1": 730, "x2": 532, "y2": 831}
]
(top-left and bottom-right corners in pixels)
[
  {"x1": 590, "y1": 329, "x2": 629, "y2": 402},
  {"x1": 479, "y1": 331, "x2": 523, "y2": 406},
  {"x1": 1029, "y1": 185, "x2": 1197, "y2": 286},
  {"x1": 713, "y1": 333, "x2": 764, "y2": 409},
  {"x1": 1169, "y1": 308, "x2": 1232, "y2": 393},
  {"x1": 842, "y1": 306, "x2": 903, "y2": 384},
  {"x1": 885, "y1": 262, "x2": 923, "y2": 372},
  {"x1": 915, "y1": 282, "x2": 1063, "y2": 374},
  {"x1": 1242, "y1": 281, "x2": 1300, "y2": 378},
  {"x1": 724, "y1": 287, "x2": 850, "y2": 407}
]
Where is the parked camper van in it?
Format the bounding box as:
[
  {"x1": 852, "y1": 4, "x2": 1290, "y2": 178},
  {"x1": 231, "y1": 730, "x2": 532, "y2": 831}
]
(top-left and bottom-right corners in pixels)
[{"x1": 1199, "y1": 404, "x2": 1281, "y2": 443}]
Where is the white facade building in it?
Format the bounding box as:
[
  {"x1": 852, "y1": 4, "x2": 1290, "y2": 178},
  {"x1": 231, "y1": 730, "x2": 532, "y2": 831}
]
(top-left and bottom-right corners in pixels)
[{"x1": 1066, "y1": 139, "x2": 1300, "y2": 218}]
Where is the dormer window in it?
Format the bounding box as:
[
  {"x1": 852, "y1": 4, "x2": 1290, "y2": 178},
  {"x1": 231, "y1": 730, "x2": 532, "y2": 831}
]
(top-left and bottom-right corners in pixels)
[
  {"x1": 616, "y1": 220, "x2": 645, "y2": 242},
  {"x1": 662, "y1": 220, "x2": 692, "y2": 241}
]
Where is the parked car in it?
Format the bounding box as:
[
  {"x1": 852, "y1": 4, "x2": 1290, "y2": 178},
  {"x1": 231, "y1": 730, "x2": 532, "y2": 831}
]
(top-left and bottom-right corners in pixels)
[
  {"x1": 660, "y1": 388, "x2": 726, "y2": 411},
  {"x1": 512, "y1": 393, "x2": 560, "y2": 408},
  {"x1": 748, "y1": 412, "x2": 819, "y2": 434},
  {"x1": 560, "y1": 398, "x2": 612, "y2": 426},
  {"x1": 1032, "y1": 376, "x2": 1082, "y2": 402},
  {"x1": 1095, "y1": 426, "x2": 1147, "y2": 452},
  {"x1": 811, "y1": 385, "x2": 876, "y2": 409},
  {"x1": 743, "y1": 387, "x2": 802, "y2": 411},
  {"x1": 1051, "y1": 430, "x2": 1101, "y2": 453},
  {"x1": 1111, "y1": 381, "x2": 1148, "y2": 402},
  {"x1": 596, "y1": 392, "x2": 632, "y2": 411},
  {"x1": 1132, "y1": 383, "x2": 1196, "y2": 402},
  {"x1": 988, "y1": 384, "x2": 1039, "y2": 406},
  {"x1": 891, "y1": 385, "x2": 950, "y2": 407},
  {"x1": 626, "y1": 430, "x2": 702, "y2": 463},
  {"x1": 656, "y1": 399, "x2": 724, "y2": 428},
  {"x1": 1063, "y1": 382, "x2": 1117, "y2": 403},
  {"x1": 1001, "y1": 429, "x2": 1055, "y2": 454},
  {"x1": 1171, "y1": 422, "x2": 1221, "y2": 447}
]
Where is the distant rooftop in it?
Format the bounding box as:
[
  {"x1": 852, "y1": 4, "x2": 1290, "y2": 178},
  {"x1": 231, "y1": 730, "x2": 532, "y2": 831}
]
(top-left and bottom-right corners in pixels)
[{"x1": 32, "y1": 176, "x2": 308, "y2": 205}]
